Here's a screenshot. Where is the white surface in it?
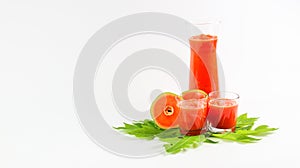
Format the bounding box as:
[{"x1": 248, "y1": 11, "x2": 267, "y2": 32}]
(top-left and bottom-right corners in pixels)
[{"x1": 1, "y1": 0, "x2": 300, "y2": 167}]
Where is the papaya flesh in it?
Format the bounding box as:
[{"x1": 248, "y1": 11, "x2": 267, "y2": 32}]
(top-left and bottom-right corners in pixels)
[{"x1": 150, "y1": 92, "x2": 182, "y2": 129}]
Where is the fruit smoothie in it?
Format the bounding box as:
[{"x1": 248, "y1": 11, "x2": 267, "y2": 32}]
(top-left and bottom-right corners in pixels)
[
  {"x1": 189, "y1": 34, "x2": 219, "y2": 94},
  {"x1": 207, "y1": 98, "x2": 238, "y2": 129},
  {"x1": 178, "y1": 99, "x2": 208, "y2": 136}
]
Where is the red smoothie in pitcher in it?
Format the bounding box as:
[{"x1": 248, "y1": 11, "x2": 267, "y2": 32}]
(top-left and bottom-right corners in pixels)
[{"x1": 189, "y1": 34, "x2": 219, "y2": 93}]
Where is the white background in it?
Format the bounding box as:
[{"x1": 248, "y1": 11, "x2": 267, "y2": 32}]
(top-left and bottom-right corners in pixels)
[{"x1": 1, "y1": 0, "x2": 300, "y2": 167}]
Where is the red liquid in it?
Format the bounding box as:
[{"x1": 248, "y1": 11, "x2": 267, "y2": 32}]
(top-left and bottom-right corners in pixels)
[
  {"x1": 189, "y1": 34, "x2": 219, "y2": 93},
  {"x1": 207, "y1": 99, "x2": 238, "y2": 129},
  {"x1": 178, "y1": 100, "x2": 208, "y2": 136}
]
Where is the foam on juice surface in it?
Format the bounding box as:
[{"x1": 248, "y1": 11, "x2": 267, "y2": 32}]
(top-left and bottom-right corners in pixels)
[
  {"x1": 209, "y1": 98, "x2": 237, "y2": 107},
  {"x1": 190, "y1": 34, "x2": 217, "y2": 41}
]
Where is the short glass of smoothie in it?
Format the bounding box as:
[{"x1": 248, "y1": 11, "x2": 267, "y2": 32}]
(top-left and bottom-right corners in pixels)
[
  {"x1": 207, "y1": 91, "x2": 239, "y2": 132},
  {"x1": 177, "y1": 98, "x2": 208, "y2": 136}
]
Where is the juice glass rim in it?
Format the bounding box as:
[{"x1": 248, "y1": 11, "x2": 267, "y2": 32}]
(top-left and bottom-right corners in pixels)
[
  {"x1": 189, "y1": 18, "x2": 221, "y2": 41},
  {"x1": 208, "y1": 91, "x2": 240, "y2": 100}
]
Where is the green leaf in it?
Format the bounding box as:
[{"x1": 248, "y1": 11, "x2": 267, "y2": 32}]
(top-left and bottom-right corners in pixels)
[
  {"x1": 163, "y1": 135, "x2": 206, "y2": 154},
  {"x1": 212, "y1": 132, "x2": 261, "y2": 143},
  {"x1": 114, "y1": 113, "x2": 278, "y2": 154},
  {"x1": 114, "y1": 120, "x2": 163, "y2": 140},
  {"x1": 159, "y1": 137, "x2": 182, "y2": 144},
  {"x1": 235, "y1": 113, "x2": 258, "y2": 131},
  {"x1": 236, "y1": 125, "x2": 278, "y2": 136},
  {"x1": 204, "y1": 138, "x2": 219, "y2": 144},
  {"x1": 255, "y1": 125, "x2": 278, "y2": 131},
  {"x1": 156, "y1": 128, "x2": 182, "y2": 139}
]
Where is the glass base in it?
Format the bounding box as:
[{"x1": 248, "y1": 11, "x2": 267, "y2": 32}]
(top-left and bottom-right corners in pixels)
[
  {"x1": 180, "y1": 128, "x2": 206, "y2": 136},
  {"x1": 207, "y1": 124, "x2": 235, "y2": 133}
]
